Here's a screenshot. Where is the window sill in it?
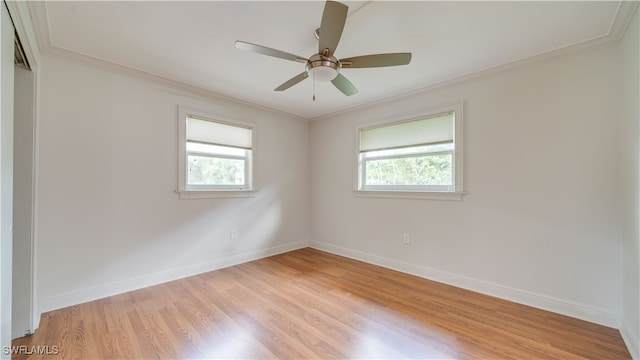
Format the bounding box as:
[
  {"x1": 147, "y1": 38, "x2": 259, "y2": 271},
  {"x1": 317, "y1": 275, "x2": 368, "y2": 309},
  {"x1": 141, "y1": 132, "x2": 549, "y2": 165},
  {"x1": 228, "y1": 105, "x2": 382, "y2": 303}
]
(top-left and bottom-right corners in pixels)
[
  {"x1": 354, "y1": 190, "x2": 465, "y2": 201},
  {"x1": 176, "y1": 189, "x2": 256, "y2": 200}
]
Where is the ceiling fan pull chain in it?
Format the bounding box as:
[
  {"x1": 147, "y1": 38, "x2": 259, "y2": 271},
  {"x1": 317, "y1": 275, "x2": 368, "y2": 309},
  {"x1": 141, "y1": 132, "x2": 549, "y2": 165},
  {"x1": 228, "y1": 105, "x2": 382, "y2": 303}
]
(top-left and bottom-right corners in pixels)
[{"x1": 313, "y1": 70, "x2": 317, "y2": 101}]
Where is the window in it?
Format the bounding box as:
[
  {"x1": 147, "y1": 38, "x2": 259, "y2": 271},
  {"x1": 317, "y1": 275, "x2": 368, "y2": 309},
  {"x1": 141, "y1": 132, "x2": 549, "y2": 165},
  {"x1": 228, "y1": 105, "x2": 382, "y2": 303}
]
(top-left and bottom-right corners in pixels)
[
  {"x1": 356, "y1": 102, "x2": 464, "y2": 200},
  {"x1": 177, "y1": 107, "x2": 254, "y2": 199}
]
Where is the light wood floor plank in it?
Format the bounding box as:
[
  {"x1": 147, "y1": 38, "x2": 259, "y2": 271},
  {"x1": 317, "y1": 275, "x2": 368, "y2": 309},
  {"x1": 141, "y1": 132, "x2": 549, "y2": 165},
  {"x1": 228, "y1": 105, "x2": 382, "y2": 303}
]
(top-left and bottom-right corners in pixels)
[{"x1": 12, "y1": 248, "x2": 630, "y2": 359}]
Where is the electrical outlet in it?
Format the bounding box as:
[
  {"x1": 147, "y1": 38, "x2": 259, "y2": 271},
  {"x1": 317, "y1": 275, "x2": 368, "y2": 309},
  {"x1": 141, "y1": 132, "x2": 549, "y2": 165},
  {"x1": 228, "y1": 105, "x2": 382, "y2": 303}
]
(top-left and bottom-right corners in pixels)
[
  {"x1": 402, "y1": 233, "x2": 411, "y2": 245},
  {"x1": 230, "y1": 229, "x2": 238, "y2": 240}
]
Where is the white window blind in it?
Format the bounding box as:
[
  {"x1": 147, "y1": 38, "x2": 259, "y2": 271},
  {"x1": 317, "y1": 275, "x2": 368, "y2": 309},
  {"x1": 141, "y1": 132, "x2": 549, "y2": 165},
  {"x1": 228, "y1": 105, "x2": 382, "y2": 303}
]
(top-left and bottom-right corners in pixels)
[
  {"x1": 186, "y1": 116, "x2": 252, "y2": 149},
  {"x1": 359, "y1": 112, "x2": 453, "y2": 152}
]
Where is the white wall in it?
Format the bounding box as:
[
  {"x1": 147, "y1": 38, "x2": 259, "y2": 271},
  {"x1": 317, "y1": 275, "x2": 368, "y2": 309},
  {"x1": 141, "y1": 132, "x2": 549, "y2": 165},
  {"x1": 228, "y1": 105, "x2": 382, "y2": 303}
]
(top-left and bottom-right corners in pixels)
[
  {"x1": 310, "y1": 44, "x2": 623, "y2": 327},
  {"x1": 620, "y1": 7, "x2": 640, "y2": 359},
  {"x1": 36, "y1": 55, "x2": 310, "y2": 312}
]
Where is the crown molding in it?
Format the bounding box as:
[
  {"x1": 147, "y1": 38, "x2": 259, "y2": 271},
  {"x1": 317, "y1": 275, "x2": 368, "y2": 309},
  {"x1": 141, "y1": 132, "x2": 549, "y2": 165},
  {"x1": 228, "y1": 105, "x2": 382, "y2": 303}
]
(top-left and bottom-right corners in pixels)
[
  {"x1": 611, "y1": 1, "x2": 640, "y2": 43},
  {"x1": 45, "y1": 45, "x2": 308, "y2": 123},
  {"x1": 5, "y1": 0, "x2": 42, "y2": 69},
  {"x1": 311, "y1": 1, "x2": 639, "y2": 122},
  {"x1": 24, "y1": 1, "x2": 639, "y2": 122}
]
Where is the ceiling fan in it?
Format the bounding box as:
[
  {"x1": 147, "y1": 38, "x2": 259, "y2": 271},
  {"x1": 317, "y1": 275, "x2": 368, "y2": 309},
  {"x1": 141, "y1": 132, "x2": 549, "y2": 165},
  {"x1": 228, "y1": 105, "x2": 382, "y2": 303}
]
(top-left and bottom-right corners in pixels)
[{"x1": 235, "y1": 0, "x2": 412, "y2": 98}]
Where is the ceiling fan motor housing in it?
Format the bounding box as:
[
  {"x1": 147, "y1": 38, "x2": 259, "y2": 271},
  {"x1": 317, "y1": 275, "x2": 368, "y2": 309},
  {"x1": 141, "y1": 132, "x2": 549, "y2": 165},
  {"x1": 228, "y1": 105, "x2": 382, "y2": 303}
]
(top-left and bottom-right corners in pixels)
[{"x1": 307, "y1": 53, "x2": 340, "y2": 81}]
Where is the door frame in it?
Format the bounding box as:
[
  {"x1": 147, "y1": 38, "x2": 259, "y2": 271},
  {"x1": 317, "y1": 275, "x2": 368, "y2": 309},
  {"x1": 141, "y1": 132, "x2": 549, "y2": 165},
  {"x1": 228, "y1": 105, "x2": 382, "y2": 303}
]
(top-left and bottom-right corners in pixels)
[{"x1": 4, "y1": 0, "x2": 41, "y2": 336}]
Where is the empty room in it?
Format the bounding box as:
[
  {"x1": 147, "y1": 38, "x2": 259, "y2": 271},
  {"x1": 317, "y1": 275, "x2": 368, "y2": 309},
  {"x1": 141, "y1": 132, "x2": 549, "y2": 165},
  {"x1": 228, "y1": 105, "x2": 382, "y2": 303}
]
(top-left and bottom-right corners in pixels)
[{"x1": 1, "y1": 0, "x2": 639, "y2": 358}]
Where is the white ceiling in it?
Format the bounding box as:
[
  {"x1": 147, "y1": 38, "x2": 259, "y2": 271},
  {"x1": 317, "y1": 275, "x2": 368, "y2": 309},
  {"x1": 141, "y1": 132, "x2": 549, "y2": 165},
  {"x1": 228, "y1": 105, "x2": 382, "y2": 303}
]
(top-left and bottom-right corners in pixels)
[{"x1": 32, "y1": 1, "x2": 634, "y2": 120}]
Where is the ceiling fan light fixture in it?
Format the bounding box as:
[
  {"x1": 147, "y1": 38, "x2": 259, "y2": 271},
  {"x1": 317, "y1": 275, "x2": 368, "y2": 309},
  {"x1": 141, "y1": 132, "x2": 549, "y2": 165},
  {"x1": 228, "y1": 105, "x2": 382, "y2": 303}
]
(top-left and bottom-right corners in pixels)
[
  {"x1": 306, "y1": 54, "x2": 340, "y2": 81},
  {"x1": 309, "y1": 66, "x2": 338, "y2": 81}
]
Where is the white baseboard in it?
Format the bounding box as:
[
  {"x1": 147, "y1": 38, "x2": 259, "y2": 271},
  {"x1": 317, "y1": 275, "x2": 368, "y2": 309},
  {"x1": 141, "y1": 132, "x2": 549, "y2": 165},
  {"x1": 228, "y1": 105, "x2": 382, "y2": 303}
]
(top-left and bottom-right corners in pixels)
[
  {"x1": 38, "y1": 240, "x2": 624, "y2": 334},
  {"x1": 38, "y1": 240, "x2": 309, "y2": 314},
  {"x1": 310, "y1": 240, "x2": 621, "y2": 329},
  {"x1": 621, "y1": 319, "x2": 640, "y2": 359}
]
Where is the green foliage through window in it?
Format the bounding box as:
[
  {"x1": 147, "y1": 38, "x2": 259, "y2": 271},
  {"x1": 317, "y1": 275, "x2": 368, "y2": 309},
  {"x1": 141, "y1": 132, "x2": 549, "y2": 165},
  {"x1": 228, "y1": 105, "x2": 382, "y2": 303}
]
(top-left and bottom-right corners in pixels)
[
  {"x1": 185, "y1": 141, "x2": 249, "y2": 188},
  {"x1": 188, "y1": 155, "x2": 245, "y2": 186},
  {"x1": 365, "y1": 153, "x2": 452, "y2": 186}
]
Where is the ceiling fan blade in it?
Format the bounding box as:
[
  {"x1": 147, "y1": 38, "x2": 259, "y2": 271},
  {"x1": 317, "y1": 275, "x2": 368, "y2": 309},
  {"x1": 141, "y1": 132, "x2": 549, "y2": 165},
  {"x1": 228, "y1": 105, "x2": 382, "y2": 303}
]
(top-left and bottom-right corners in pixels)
[
  {"x1": 331, "y1": 73, "x2": 357, "y2": 96},
  {"x1": 275, "y1": 71, "x2": 309, "y2": 91},
  {"x1": 340, "y1": 53, "x2": 412, "y2": 68},
  {"x1": 235, "y1": 41, "x2": 307, "y2": 63},
  {"x1": 318, "y1": 1, "x2": 348, "y2": 56}
]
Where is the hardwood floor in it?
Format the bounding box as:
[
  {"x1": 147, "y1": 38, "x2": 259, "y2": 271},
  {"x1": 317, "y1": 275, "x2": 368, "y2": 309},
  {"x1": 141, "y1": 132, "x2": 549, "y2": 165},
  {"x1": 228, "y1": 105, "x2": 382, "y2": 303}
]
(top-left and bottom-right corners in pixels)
[{"x1": 12, "y1": 248, "x2": 630, "y2": 359}]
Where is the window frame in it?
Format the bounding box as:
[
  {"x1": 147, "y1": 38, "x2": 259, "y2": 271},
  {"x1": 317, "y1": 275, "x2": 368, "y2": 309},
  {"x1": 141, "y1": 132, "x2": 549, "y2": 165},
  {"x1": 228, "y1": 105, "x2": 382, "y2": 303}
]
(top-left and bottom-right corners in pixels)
[
  {"x1": 177, "y1": 106, "x2": 256, "y2": 199},
  {"x1": 354, "y1": 101, "x2": 465, "y2": 200}
]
